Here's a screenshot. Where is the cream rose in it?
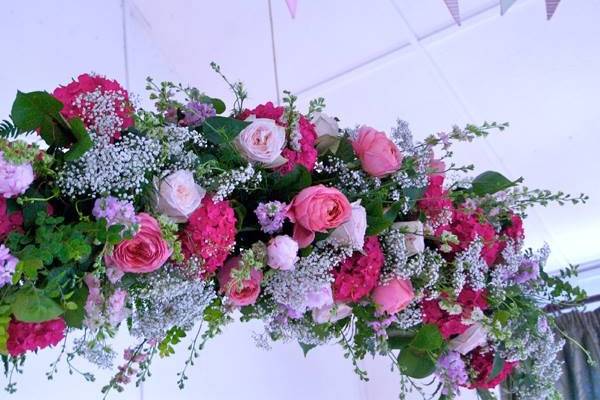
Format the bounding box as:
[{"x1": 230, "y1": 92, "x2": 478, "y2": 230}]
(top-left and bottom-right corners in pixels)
[
  {"x1": 393, "y1": 221, "x2": 425, "y2": 256},
  {"x1": 311, "y1": 112, "x2": 341, "y2": 153},
  {"x1": 235, "y1": 117, "x2": 287, "y2": 167},
  {"x1": 312, "y1": 303, "x2": 353, "y2": 324},
  {"x1": 329, "y1": 200, "x2": 367, "y2": 250},
  {"x1": 153, "y1": 170, "x2": 205, "y2": 222}
]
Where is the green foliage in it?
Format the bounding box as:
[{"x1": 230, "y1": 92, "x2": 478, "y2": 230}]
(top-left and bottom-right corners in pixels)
[
  {"x1": 62, "y1": 286, "x2": 88, "y2": 328},
  {"x1": 476, "y1": 388, "x2": 496, "y2": 400},
  {"x1": 63, "y1": 118, "x2": 93, "y2": 161},
  {"x1": 364, "y1": 194, "x2": 403, "y2": 236},
  {"x1": 299, "y1": 342, "x2": 317, "y2": 357},
  {"x1": 397, "y1": 347, "x2": 436, "y2": 379},
  {"x1": 334, "y1": 136, "x2": 355, "y2": 162},
  {"x1": 159, "y1": 326, "x2": 187, "y2": 358},
  {"x1": 0, "y1": 119, "x2": 26, "y2": 139},
  {"x1": 0, "y1": 306, "x2": 11, "y2": 353},
  {"x1": 470, "y1": 171, "x2": 522, "y2": 196},
  {"x1": 541, "y1": 264, "x2": 587, "y2": 304},
  {"x1": 11, "y1": 287, "x2": 64, "y2": 322},
  {"x1": 202, "y1": 116, "x2": 249, "y2": 145},
  {"x1": 271, "y1": 165, "x2": 312, "y2": 201},
  {"x1": 410, "y1": 324, "x2": 443, "y2": 351}
]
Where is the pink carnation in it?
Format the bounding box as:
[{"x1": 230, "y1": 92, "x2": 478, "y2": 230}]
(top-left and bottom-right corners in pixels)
[
  {"x1": 239, "y1": 102, "x2": 318, "y2": 174},
  {"x1": 53, "y1": 73, "x2": 133, "y2": 141},
  {"x1": 7, "y1": 318, "x2": 66, "y2": 356},
  {"x1": 0, "y1": 197, "x2": 23, "y2": 241},
  {"x1": 333, "y1": 236, "x2": 384, "y2": 302},
  {"x1": 181, "y1": 196, "x2": 237, "y2": 275}
]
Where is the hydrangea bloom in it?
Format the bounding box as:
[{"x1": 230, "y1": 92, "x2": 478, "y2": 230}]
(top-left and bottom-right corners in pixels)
[
  {"x1": 0, "y1": 197, "x2": 23, "y2": 241},
  {"x1": 92, "y1": 196, "x2": 138, "y2": 227},
  {"x1": 53, "y1": 73, "x2": 134, "y2": 140},
  {"x1": 0, "y1": 244, "x2": 18, "y2": 288},
  {"x1": 0, "y1": 151, "x2": 34, "y2": 198},
  {"x1": 332, "y1": 236, "x2": 384, "y2": 302},
  {"x1": 7, "y1": 318, "x2": 66, "y2": 356},
  {"x1": 181, "y1": 196, "x2": 237, "y2": 274},
  {"x1": 255, "y1": 201, "x2": 288, "y2": 234}
]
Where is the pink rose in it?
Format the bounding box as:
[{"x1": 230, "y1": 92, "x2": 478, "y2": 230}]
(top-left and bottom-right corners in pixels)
[
  {"x1": 0, "y1": 152, "x2": 34, "y2": 198},
  {"x1": 352, "y1": 126, "x2": 402, "y2": 177},
  {"x1": 329, "y1": 200, "x2": 367, "y2": 250},
  {"x1": 267, "y1": 235, "x2": 299, "y2": 271},
  {"x1": 312, "y1": 303, "x2": 353, "y2": 324},
  {"x1": 218, "y1": 257, "x2": 263, "y2": 306},
  {"x1": 153, "y1": 170, "x2": 206, "y2": 222},
  {"x1": 372, "y1": 278, "x2": 414, "y2": 315},
  {"x1": 449, "y1": 323, "x2": 488, "y2": 355},
  {"x1": 288, "y1": 184, "x2": 352, "y2": 248},
  {"x1": 105, "y1": 213, "x2": 171, "y2": 273},
  {"x1": 235, "y1": 117, "x2": 287, "y2": 167}
]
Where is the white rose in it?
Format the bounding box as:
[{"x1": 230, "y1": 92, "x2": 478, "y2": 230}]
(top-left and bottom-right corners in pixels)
[
  {"x1": 235, "y1": 117, "x2": 287, "y2": 167},
  {"x1": 267, "y1": 235, "x2": 299, "y2": 271},
  {"x1": 312, "y1": 303, "x2": 353, "y2": 324},
  {"x1": 448, "y1": 323, "x2": 488, "y2": 355},
  {"x1": 311, "y1": 112, "x2": 341, "y2": 154},
  {"x1": 329, "y1": 200, "x2": 367, "y2": 250},
  {"x1": 393, "y1": 221, "x2": 425, "y2": 256},
  {"x1": 153, "y1": 170, "x2": 205, "y2": 222}
]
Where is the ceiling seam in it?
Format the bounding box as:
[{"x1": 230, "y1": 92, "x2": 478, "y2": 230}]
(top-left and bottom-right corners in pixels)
[{"x1": 268, "y1": 0, "x2": 282, "y2": 105}]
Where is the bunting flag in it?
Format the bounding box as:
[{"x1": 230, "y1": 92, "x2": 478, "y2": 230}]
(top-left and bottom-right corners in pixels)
[
  {"x1": 285, "y1": 0, "x2": 298, "y2": 18},
  {"x1": 500, "y1": 0, "x2": 518, "y2": 15},
  {"x1": 545, "y1": 0, "x2": 561, "y2": 20},
  {"x1": 443, "y1": 0, "x2": 461, "y2": 25}
]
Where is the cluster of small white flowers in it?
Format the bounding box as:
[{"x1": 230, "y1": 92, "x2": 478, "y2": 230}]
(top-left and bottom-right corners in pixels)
[
  {"x1": 390, "y1": 169, "x2": 429, "y2": 194},
  {"x1": 389, "y1": 119, "x2": 414, "y2": 150},
  {"x1": 394, "y1": 300, "x2": 424, "y2": 330},
  {"x1": 266, "y1": 243, "x2": 353, "y2": 313},
  {"x1": 288, "y1": 126, "x2": 302, "y2": 152},
  {"x1": 75, "y1": 87, "x2": 128, "y2": 138},
  {"x1": 151, "y1": 125, "x2": 207, "y2": 172},
  {"x1": 203, "y1": 164, "x2": 262, "y2": 202},
  {"x1": 269, "y1": 314, "x2": 335, "y2": 346},
  {"x1": 73, "y1": 337, "x2": 116, "y2": 369},
  {"x1": 453, "y1": 238, "x2": 488, "y2": 292},
  {"x1": 379, "y1": 227, "x2": 408, "y2": 283},
  {"x1": 314, "y1": 156, "x2": 377, "y2": 197},
  {"x1": 489, "y1": 242, "x2": 522, "y2": 295},
  {"x1": 409, "y1": 249, "x2": 444, "y2": 298},
  {"x1": 58, "y1": 133, "x2": 162, "y2": 199},
  {"x1": 129, "y1": 266, "x2": 216, "y2": 340}
]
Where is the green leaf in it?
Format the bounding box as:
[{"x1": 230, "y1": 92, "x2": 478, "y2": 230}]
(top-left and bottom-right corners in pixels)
[
  {"x1": 334, "y1": 137, "x2": 356, "y2": 162},
  {"x1": 272, "y1": 165, "x2": 312, "y2": 200},
  {"x1": 11, "y1": 288, "x2": 64, "y2": 323},
  {"x1": 63, "y1": 118, "x2": 93, "y2": 161},
  {"x1": 487, "y1": 352, "x2": 505, "y2": 383},
  {"x1": 365, "y1": 195, "x2": 403, "y2": 236},
  {"x1": 202, "y1": 116, "x2": 250, "y2": 145},
  {"x1": 387, "y1": 332, "x2": 415, "y2": 350},
  {"x1": 16, "y1": 258, "x2": 43, "y2": 280},
  {"x1": 397, "y1": 347, "x2": 436, "y2": 379},
  {"x1": 230, "y1": 200, "x2": 247, "y2": 231},
  {"x1": 299, "y1": 342, "x2": 316, "y2": 357},
  {"x1": 471, "y1": 171, "x2": 521, "y2": 196},
  {"x1": 410, "y1": 324, "x2": 443, "y2": 351},
  {"x1": 10, "y1": 91, "x2": 71, "y2": 147},
  {"x1": 63, "y1": 286, "x2": 88, "y2": 328},
  {"x1": 403, "y1": 187, "x2": 425, "y2": 210},
  {"x1": 476, "y1": 388, "x2": 496, "y2": 400}
]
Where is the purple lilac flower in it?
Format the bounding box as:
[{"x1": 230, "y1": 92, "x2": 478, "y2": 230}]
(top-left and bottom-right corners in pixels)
[
  {"x1": 181, "y1": 101, "x2": 216, "y2": 127},
  {"x1": 436, "y1": 351, "x2": 468, "y2": 396},
  {"x1": 514, "y1": 259, "x2": 540, "y2": 284},
  {"x1": 255, "y1": 201, "x2": 288, "y2": 234},
  {"x1": 0, "y1": 244, "x2": 18, "y2": 288},
  {"x1": 92, "y1": 196, "x2": 138, "y2": 228}
]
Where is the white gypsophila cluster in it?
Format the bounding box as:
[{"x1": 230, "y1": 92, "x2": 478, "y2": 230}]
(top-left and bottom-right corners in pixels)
[
  {"x1": 266, "y1": 243, "x2": 353, "y2": 313},
  {"x1": 150, "y1": 125, "x2": 207, "y2": 173},
  {"x1": 379, "y1": 227, "x2": 408, "y2": 283},
  {"x1": 74, "y1": 87, "x2": 129, "y2": 138},
  {"x1": 203, "y1": 163, "x2": 262, "y2": 202},
  {"x1": 266, "y1": 313, "x2": 335, "y2": 346},
  {"x1": 489, "y1": 241, "x2": 522, "y2": 296},
  {"x1": 314, "y1": 156, "x2": 378, "y2": 197},
  {"x1": 453, "y1": 238, "x2": 488, "y2": 292},
  {"x1": 408, "y1": 249, "x2": 445, "y2": 298},
  {"x1": 389, "y1": 119, "x2": 414, "y2": 150},
  {"x1": 73, "y1": 337, "x2": 116, "y2": 369},
  {"x1": 130, "y1": 266, "x2": 216, "y2": 340},
  {"x1": 394, "y1": 301, "x2": 424, "y2": 330},
  {"x1": 58, "y1": 133, "x2": 162, "y2": 200}
]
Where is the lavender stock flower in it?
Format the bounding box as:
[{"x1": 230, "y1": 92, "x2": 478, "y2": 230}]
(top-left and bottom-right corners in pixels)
[{"x1": 255, "y1": 201, "x2": 288, "y2": 234}]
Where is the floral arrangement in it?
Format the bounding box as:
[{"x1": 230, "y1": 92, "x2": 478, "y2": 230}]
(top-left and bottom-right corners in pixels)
[{"x1": 0, "y1": 66, "x2": 590, "y2": 399}]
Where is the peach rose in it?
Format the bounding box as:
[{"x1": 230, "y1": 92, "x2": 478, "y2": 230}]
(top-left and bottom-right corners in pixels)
[
  {"x1": 372, "y1": 278, "x2": 414, "y2": 315},
  {"x1": 352, "y1": 126, "x2": 402, "y2": 177},
  {"x1": 288, "y1": 184, "x2": 352, "y2": 248}
]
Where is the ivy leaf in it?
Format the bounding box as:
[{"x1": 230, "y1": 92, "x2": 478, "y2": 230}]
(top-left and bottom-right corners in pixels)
[
  {"x1": 410, "y1": 324, "x2": 443, "y2": 352},
  {"x1": 471, "y1": 171, "x2": 521, "y2": 196},
  {"x1": 63, "y1": 117, "x2": 93, "y2": 161},
  {"x1": 202, "y1": 116, "x2": 249, "y2": 145},
  {"x1": 11, "y1": 288, "x2": 64, "y2": 323},
  {"x1": 397, "y1": 347, "x2": 436, "y2": 379}
]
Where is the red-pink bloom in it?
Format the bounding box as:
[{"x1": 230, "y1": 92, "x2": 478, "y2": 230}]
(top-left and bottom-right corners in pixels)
[
  {"x1": 288, "y1": 185, "x2": 352, "y2": 248},
  {"x1": 181, "y1": 196, "x2": 237, "y2": 275},
  {"x1": 352, "y1": 126, "x2": 402, "y2": 177},
  {"x1": 0, "y1": 197, "x2": 23, "y2": 241},
  {"x1": 422, "y1": 299, "x2": 469, "y2": 339},
  {"x1": 7, "y1": 318, "x2": 66, "y2": 356},
  {"x1": 468, "y1": 348, "x2": 518, "y2": 389},
  {"x1": 418, "y1": 175, "x2": 453, "y2": 224},
  {"x1": 333, "y1": 236, "x2": 384, "y2": 302},
  {"x1": 105, "y1": 213, "x2": 171, "y2": 274},
  {"x1": 239, "y1": 102, "x2": 318, "y2": 173},
  {"x1": 372, "y1": 278, "x2": 415, "y2": 315},
  {"x1": 218, "y1": 256, "x2": 263, "y2": 306},
  {"x1": 502, "y1": 213, "x2": 524, "y2": 242},
  {"x1": 53, "y1": 73, "x2": 133, "y2": 141}
]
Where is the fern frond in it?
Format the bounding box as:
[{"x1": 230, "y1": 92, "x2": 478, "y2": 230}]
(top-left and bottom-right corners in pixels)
[{"x1": 0, "y1": 119, "x2": 26, "y2": 139}]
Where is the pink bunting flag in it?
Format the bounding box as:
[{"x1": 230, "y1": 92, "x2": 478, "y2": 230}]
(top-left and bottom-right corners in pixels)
[
  {"x1": 545, "y1": 0, "x2": 561, "y2": 20},
  {"x1": 500, "y1": 0, "x2": 518, "y2": 15},
  {"x1": 285, "y1": 0, "x2": 298, "y2": 18},
  {"x1": 443, "y1": 0, "x2": 461, "y2": 25}
]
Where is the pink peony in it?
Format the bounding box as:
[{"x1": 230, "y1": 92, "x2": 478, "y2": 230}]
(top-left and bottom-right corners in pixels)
[
  {"x1": 105, "y1": 213, "x2": 171, "y2": 273},
  {"x1": 267, "y1": 235, "x2": 299, "y2": 271},
  {"x1": 53, "y1": 73, "x2": 133, "y2": 141},
  {"x1": 333, "y1": 236, "x2": 384, "y2": 303},
  {"x1": 0, "y1": 152, "x2": 34, "y2": 198},
  {"x1": 218, "y1": 256, "x2": 263, "y2": 306},
  {"x1": 352, "y1": 126, "x2": 402, "y2": 177},
  {"x1": 7, "y1": 318, "x2": 66, "y2": 356},
  {"x1": 288, "y1": 184, "x2": 352, "y2": 248},
  {"x1": 153, "y1": 170, "x2": 206, "y2": 222},
  {"x1": 0, "y1": 197, "x2": 23, "y2": 241},
  {"x1": 181, "y1": 196, "x2": 237, "y2": 275},
  {"x1": 372, "y1": 278, "x2": 414, "y2": 315}
]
